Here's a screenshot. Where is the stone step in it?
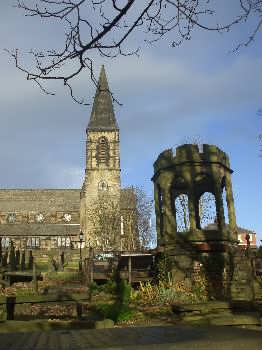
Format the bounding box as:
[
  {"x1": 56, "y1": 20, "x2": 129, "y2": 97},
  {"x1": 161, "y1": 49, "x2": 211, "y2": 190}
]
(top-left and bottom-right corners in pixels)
[
  {"x1": 181, "y1": 312, "x2": 261, "y2": 327},
  {"x1": 209, "y1": 312, "x2": 261, "y2": 326}
]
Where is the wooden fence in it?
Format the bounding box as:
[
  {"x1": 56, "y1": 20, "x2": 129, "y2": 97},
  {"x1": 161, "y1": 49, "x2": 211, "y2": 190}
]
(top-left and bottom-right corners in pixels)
[{"x1": 83, "y1": 250, "x2": 154, "y2": 285}]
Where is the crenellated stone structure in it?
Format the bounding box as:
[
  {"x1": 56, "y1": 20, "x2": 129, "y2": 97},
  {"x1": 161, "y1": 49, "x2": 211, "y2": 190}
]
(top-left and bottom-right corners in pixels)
[
  {"x1": 152, "y1": 144, "x2": 237, "y2": 246},
  {"x1": 152, "y1": 144, "x2": 260, "y2": 301}
]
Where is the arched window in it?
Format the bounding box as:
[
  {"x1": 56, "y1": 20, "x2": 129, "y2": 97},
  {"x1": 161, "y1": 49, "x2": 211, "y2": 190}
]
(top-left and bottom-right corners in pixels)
[
  {"x1": 98, "y1": 180, "x2": 108, "y2": 191},
  {"x1": 96, "y1": 136, "x2": 109, "y2": 165},
  {"x1": 199, "y1": 192, "x2": 217, "y2": 229},
  {"x1": 175, "y1": 194, "x2": 190, "y2": 232},
  {"x1": 221, "y1": 177, "x2": 229, "y2": 224},
  {"x1": 120, "y1": 215, "x2": 124, "y2": 235}
]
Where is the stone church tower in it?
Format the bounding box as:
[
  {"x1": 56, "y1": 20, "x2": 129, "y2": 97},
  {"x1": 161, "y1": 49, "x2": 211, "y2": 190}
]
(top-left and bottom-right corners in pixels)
[{"x1": 80, "y1": 66, "x2": 121, "y2": 249}]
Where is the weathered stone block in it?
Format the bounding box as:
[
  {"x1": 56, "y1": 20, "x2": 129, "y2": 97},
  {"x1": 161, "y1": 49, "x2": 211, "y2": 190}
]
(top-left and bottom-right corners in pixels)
[
  {"x1": 209, "y1": 312, "x2": 260, "y2": 326},
  {"x1": 95, "y1": 319, "x2": 114, "y2": 329}
]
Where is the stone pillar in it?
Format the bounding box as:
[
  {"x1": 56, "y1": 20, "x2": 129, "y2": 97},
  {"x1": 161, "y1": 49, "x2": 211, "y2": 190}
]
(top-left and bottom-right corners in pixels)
[
  {"x1": 225, "y1": 173, "x2": 237, "y2": 232},
  {"x1": 154, "y1": 183, "x2": 162, "y2": 243},
  {"x1": 194, "y1": 195, "x2": 201, "y2": 229},
  {"x1": 162, "y1": 186, "x2": 177, "y2": 238},
  {"x1": 214, "y1": 185, "x2": 225, "y2": 231},
  {"x1": 188, "y1": 190, "x2": 197, "y2": 231}
]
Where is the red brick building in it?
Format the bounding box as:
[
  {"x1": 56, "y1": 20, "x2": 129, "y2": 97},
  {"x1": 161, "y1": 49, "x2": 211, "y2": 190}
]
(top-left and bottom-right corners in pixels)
[{"x1": 205, "y1": 223, "x2": 257, "y2": 248}]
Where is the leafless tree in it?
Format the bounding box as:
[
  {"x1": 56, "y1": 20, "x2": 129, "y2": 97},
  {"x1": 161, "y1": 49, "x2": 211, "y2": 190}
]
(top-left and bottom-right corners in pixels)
[
  {"x1": 6, "y1": 0, "x2": 262, "y2": 103},
  {"x1": 86, "y1": 194, "x2": 121, "y2": 251},
  {"x1": 86, "y1": 187, "x2": 154, "y2": 251},
  {"x1": 132, "y1": 187, "x2": 155, "y2": 249}
]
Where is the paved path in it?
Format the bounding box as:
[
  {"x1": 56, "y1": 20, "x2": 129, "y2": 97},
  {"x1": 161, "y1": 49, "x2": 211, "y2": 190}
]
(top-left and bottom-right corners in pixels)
[{"x1": 0, "y1": 325, "x2": 261, "y2": 350}]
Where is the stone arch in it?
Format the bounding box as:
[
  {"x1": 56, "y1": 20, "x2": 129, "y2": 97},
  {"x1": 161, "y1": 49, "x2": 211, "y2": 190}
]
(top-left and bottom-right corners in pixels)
[
  {"x1": 194, "y1": 172, "x2": 214, "y2": 195},
  {"x1": 96, "y1": 136, "x2": 109, "y2": 165},
  {"x1": 172, "y1": 176, "x2": 187, "y2": 190},
  {"x1": 174, "y1": 194, "x2": 190, "y2": 232},
  {"x1": 198, "y1": 191, "x2": 217, "y2": 229}
]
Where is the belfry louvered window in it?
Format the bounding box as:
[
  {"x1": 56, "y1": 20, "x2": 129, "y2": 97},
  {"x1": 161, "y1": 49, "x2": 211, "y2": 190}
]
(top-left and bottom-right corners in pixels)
[{"x1": 96, "y1": 136, "x2": 109, "y2": 165}]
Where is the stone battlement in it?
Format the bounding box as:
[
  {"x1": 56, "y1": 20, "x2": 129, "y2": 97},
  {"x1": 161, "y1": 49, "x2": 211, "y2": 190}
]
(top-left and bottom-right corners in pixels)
[{"x1": 154, "y1": 144, "x2": 231, "y2": 173}]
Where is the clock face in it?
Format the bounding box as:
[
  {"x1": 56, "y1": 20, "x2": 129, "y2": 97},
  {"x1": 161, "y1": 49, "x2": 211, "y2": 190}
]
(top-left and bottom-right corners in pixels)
[
  {"x1": 7, "y1": 213, "x2": 16, "y2": 223},
  {"x1": 64, "y1": 213, "x2": 72, "y2": 222},
  {"x1": 35, "y1": 213, "x2": 44, "y2": 223}
]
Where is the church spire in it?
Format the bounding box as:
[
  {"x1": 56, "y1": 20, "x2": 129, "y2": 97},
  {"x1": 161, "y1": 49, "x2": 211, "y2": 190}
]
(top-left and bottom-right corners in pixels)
[{"x1": 87, "y1": 65, "x2": 119, "y2": 131}]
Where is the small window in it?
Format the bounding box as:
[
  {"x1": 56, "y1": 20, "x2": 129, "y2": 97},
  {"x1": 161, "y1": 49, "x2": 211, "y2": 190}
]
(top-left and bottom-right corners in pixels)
[
  {"x1": 121, "y1": 216, "x2": 124, "y2": 235},
  {"x1": 199, "y1": 192, "x2": 217, "y2": 229},
  {"x1": 175, "y1": 194, "x2": 190, "y2": 232},
  {"x1": 237, "y1": 234, "x2": 243, "y2": 243},
  {"x1": 27, "y1": 237, "x2": 40, "y2": 249},
  {"x1": 96, "y1": 137, "x2": 109, "y2": 165},
  {"x1": 98, "y1": 180, "x2": 108, "y2": 191},
  {"x1": 1, "y1": 237, "x2": 10, "y2": 248},
  {"x1": 7, "y1": 213, "x2": 16, "y2": 223},
  {"x1": 57, "y1": 236, "x2": 71, "y2": 248}
]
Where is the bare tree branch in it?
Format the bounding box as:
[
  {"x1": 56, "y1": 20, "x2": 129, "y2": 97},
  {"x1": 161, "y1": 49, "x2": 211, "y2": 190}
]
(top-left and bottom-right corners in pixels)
[{"x1": 6, "y1": 0, "x2": 262, "y2": 104}]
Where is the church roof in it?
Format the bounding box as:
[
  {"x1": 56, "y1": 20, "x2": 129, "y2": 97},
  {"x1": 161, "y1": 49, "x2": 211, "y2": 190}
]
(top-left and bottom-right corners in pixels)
[
  {"x1": 0, "y1": 224, "x2": 79, "y2": 237},
  {"x1": 0, "y1": 189, "x2": 80, "y2": 211},
  {"x1": 88, "y1": 65, "x2": 119, "y2": 131}
]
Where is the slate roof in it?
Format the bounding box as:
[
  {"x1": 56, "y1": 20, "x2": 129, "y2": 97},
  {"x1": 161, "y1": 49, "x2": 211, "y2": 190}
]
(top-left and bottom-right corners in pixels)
[
  {"x1": 0, "y1": 189, "x2": 80, "y2": 212},
  {"x1": 87, "y1": 65, "x2": 119, "y2": 131},
  {"x1": 0, "y1": 224, "x2": 80, "y2": 236},
  {"x1": 0, "y1": 188, "x2": 134, "y2": 211}
]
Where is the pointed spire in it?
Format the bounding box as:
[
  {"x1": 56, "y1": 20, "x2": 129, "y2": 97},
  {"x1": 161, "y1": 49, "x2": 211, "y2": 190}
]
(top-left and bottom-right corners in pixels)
[{"x1": 87, "y1": 65, "x2": 119, "y2": 131}]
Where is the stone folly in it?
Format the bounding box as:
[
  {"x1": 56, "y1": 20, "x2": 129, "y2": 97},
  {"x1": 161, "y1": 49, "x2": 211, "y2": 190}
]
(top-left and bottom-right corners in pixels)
[
  {"x1": 152, "y1": 144, "x2": 261, "y2": 301},
  {"x1": 0, "y1": 66, "x2": 139, "y2": 253}
]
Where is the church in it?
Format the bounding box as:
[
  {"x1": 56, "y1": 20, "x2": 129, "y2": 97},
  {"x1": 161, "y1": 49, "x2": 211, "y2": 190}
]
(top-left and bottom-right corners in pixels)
[{"x1": 0, "y1": 66, "x2": 139, "y2": 253}]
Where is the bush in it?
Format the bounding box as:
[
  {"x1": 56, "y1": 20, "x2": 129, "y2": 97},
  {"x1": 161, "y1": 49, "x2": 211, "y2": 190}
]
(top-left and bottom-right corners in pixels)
[
  {"x1": 102, "y1": 279, "x2": 117, "y2": 294},
  {"x1": 96, "y1": 301, "x2": 135, "y2": 322},
  {"x1": 154, "y1": 252, "x2": 172, "y2": 284},
  {"x1": 0, "y1": 305, "x2": 6, "y2": 321},
  {"x1": 95, "y1": 279, "x2": 134, "y2": 323},
  {"x1": 137, "y1": 276, "x2": 208, "y2": 306},
  {"x1": 116, "y1": 304, "x2": 136, "y2": 322},
  {"x1": 118, "y1": 280, "x2": 131, "y2": 305}
]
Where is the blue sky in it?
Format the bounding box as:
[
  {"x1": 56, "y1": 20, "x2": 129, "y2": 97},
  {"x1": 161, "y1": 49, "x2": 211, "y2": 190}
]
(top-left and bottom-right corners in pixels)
[{"x1": 0, "y1": 1, "x2": 261, "y2": 244}]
